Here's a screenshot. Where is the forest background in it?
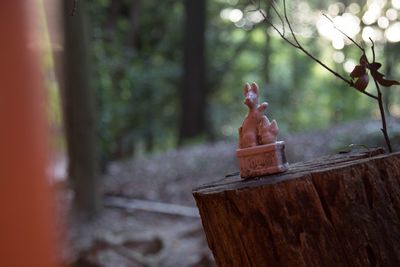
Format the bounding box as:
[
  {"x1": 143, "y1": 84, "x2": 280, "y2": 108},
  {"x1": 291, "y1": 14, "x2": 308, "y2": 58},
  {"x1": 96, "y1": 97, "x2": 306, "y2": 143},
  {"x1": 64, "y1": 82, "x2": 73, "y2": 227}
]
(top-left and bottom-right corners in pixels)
[{"x1": 43, "y1": 0, "x2": 400, "y2": 218}]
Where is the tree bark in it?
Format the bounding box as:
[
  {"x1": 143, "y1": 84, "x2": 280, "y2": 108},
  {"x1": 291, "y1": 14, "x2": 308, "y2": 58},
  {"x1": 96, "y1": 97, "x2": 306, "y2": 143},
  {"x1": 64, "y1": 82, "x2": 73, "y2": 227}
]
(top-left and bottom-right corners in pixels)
[
  {"x1": 193, "y1": 149, "x2": 400, "y2": 266},
  {"x1": 179, "y1": 0, "x2": 207, "y2": 145},
  {"x1": 64, "y1": 1, "x2": 101, "y2": 219}
]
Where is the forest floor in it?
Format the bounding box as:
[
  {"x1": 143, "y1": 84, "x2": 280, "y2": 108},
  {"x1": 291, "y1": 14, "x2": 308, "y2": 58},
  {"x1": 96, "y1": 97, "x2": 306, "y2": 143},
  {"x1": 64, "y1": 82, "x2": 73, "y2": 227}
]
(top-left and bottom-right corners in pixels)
[{"x1": 61, "y1": 119, "x2": 400, "y2": 267}]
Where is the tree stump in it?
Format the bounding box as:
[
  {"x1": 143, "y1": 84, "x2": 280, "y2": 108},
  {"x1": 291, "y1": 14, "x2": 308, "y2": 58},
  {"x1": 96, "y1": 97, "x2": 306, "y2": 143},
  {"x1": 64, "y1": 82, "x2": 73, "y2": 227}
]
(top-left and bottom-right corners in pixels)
[{"x1": 192, "y1": 149, "x2": 400, "y2": 266}]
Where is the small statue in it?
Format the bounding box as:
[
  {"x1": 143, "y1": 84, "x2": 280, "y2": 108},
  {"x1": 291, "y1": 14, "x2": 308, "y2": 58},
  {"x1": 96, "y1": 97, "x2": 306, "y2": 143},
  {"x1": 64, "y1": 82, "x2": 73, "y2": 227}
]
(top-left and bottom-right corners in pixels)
[
  {"x1": 236, "y1": 82, "x2": 288, "y2": 179},
  {"x1": 239, "y1": 82, "x2": 278, "y2": 148}
]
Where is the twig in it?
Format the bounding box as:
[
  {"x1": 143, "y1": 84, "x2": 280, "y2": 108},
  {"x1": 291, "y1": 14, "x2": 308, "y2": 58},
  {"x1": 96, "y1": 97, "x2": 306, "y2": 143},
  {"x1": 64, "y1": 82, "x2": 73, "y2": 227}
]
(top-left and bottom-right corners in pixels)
[
  {"x1": 369, "y1": 39, "x2": 393, "y2": 152},
  {"x1": 359, "y1": 88, "x2": 378, "y2": 100},
  {"x1": 251, "y1": 0, "x2": 393, "y2": 151},
  {"x1": 325, "y1": 18, "x2": 391, "y2": 151},
  {"x1": 369, "y1": 37, "x2": 376, "y2": 62},
  {"x1": 263, "y1": 0, "x2": 355, "y2": 87},
  {"x1": 249, "y1": 0, "x2": 298, "y2": 47},
  {"x1": 323, "y1": 14, "x2": 364, "y2": 52},
  {"x1": 373, "y1": 79, "x2": 393, "y2": 152},
  {"x1": 270, "y1": 0, "x2": 286, "y2": 37},
  {"x1": 322, "y1": 16, "x2": 378, "y2": 99},
  {"x1": 283, "y1": 0, "x2": 299, "y2": 45},
  {"x1": 253, "y1": 0, "x2": 380, "y2": 100}
]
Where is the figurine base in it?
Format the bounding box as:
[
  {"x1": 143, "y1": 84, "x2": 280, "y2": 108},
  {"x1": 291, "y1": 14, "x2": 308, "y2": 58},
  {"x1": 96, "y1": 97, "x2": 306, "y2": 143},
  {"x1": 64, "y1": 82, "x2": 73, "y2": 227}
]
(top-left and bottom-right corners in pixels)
[{"x1": 236, "y1": 141, "x2": 288, "y2": 179}]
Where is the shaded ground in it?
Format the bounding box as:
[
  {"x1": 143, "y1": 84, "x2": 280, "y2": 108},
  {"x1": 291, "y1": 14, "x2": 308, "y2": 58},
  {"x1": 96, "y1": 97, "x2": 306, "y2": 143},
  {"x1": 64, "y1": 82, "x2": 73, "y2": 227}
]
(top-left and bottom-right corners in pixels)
[{"x1": 64, "y1": 119, "x2": 400, "y2": 267}]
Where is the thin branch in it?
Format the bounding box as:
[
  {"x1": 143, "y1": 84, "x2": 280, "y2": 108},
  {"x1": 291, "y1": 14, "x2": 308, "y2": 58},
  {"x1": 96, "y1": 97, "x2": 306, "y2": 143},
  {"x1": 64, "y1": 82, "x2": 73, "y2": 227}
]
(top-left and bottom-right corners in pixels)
[
  {"x1": 251, "y1": 0, "x2": 391, "y2": 151},
  {"x1": 270, "y1": 0, "x2": 286, "y2": 36},
  {"x1": 320, "y1": 14, "x2": 377, "y2": 99},
  {"x1": 260, "y1": 11, "x2": 299, "y2": 48},
  {"x1": 250, "y1": 0, "x2": 298, "y2": 47},
  {"x1": 323, "y1": 14, "x2": 364, "y2": 52},
  {"x1": 283, "y1": 0, "x2": 301, "y2": 46},
  {"x1": 248, "y1": 0, "x2": 261, "y2": 12},
  {"x1": 369, "y1": 37, "x2": 376, "y2": 63},
  {"x1": 279, "y1": 0, "x2": 354, "y2": 87},
  {"x1": 372, "y1": 77, "x2": 393, "y2": 152},
  {"x1": 369, "y1": 40, "x2": 392, "y2": 152},
  {"x1": 254, "y1": 0, "x2": 376, "y2": 94},
  {"x1": 361, "y1": 89, "x2": 379, "y2": 100}
]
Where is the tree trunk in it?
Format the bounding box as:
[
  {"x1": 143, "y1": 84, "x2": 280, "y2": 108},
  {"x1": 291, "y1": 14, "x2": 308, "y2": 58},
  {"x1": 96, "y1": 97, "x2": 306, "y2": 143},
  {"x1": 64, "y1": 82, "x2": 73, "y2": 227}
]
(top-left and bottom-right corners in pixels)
[
  {"x1": 64, "y1": 1, "x2": 101, "y2": 219},
  {"x1": 179, "y1": 0, "x2": 207, "y2": 145},
  {"x1": 193, "y1": 149, "x2": 400, "y2": 266}
]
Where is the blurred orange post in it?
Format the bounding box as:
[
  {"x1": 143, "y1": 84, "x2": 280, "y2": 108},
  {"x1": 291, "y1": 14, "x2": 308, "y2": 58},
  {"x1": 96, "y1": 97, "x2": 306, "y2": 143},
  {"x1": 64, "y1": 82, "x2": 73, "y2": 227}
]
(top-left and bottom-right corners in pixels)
[{"x1": 0, "y1": 2, "x2": 58, "y2": 267}]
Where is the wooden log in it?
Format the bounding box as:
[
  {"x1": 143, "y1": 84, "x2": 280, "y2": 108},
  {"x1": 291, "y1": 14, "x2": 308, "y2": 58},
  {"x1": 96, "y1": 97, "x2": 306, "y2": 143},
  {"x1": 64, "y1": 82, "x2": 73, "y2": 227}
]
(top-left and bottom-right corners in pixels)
[{"x1": 193, "y1": 149, "x2": 400, "y2": 266}]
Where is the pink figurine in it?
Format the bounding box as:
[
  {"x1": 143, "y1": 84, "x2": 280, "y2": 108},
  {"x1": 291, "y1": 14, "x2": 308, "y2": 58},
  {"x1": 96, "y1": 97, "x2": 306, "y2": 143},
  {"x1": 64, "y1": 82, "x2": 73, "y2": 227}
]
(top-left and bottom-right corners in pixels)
[
  {"x1": 236, "y1": 82, "x2": 288, "y2": 179},
  {"x1": 239, "y1": 82, "x2": 278, "y2": 148}
]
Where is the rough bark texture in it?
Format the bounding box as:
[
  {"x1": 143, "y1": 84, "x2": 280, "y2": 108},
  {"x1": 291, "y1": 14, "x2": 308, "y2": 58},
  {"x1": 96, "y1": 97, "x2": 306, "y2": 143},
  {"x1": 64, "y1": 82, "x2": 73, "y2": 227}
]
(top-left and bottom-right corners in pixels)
[{"x1": 193, "y1": 149, "x2": 400, "y2": 266}]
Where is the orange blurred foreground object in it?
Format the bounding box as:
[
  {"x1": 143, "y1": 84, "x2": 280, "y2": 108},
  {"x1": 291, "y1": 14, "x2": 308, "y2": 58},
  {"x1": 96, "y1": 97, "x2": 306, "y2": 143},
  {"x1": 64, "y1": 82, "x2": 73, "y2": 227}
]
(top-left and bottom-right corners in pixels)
[{"x1": 0, "y1": 2, "x2": 58, "y2": 267}]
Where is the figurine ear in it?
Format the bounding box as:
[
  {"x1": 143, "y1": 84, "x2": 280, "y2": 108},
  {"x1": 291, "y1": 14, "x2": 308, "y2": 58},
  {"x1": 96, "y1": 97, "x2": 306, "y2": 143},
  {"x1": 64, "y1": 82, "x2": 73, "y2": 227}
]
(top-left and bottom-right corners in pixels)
[
  {"x1": 251, "y1": 82, "x2": 259, "y2": 95},
  {"x1": 258, "y1": 102, "x2": 268, "y2": 111},
  {"x1": 244, "y1": 83, "x2": 250, "y2": 96}
]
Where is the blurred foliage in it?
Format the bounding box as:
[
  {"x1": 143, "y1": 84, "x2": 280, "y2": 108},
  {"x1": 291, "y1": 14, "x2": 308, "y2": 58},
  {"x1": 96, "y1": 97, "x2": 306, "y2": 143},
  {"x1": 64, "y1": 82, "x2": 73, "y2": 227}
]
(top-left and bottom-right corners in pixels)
[
  {"x1": 60, "y1": 0, "x2": 400, "y2": 162},
  {"x1": 88, "y1": 0, "x2": 183, "y2": 160}
]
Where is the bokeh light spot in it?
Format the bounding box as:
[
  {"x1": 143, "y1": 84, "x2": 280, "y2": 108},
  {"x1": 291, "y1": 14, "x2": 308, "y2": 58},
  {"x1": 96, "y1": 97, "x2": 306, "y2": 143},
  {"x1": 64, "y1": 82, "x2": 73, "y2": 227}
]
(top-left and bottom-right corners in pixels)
[
  {"x1": 378, "y1": 16, "x2": 390, "y2": 28},
  {"x1": 332, "y1": 37, "x2": 344, "y2": 49},
  {"x1": 229, "y1": 9, "x2": 243, "y2": 23},
  {"x1": 385, "y1": 22, "x2": 400, "y2": 42},
  {"x1": 386, "y1": 8, "x2": 398, "y2": 20},
  {"x1": 343, "y1": 59, "x2": 357, "y2": 73},
  {"x1": 333, "y1": 51, "x2": 345, "y2": 63}
]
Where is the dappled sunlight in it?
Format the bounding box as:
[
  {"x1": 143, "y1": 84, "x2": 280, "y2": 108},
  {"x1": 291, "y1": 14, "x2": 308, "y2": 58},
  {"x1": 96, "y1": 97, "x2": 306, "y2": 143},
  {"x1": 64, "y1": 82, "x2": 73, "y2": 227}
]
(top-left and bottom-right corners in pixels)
[
  {"x1": 343, "y1": 59, "x2": 357, "y2": 73},
  {"x1": 378, "y1": 16, "x2": 390, "y2": 28},
  {"x1": 323, "y1": 0, "x2": 400, "y2": 44},
  {"x1": 317, "y1": 12, "x2": 360, "y2": 42},
  {"x1": 386, "y1": 8, "x2": 398, "y2": 20},
  {"x1": 332, "y1": 51, "x2": 345, "y2": 63},
  {"x1": 246, "y1": 8, "x2": 265, "y2": 24},
  {"x1": 385, "y1": 22, "x2": 400, "y2": 42},
  {"x1": 390, "y1": 103, "x2": 400, "y2": 116},
  {"x1": 228, "y1": 8, "x2": 243, "y2": 22},
  {"x1": 226, "y1": 0, "x2": 400, "y2": 46},
  {"x1": 393, "y1": 0, "x2": 400, "y2": 9},
  {"x1": 363, "y1": 5, "x2": 382, "y2": 25},
  {"x1": 15, "y1": 0, "x2": 400, "y2": 265}
]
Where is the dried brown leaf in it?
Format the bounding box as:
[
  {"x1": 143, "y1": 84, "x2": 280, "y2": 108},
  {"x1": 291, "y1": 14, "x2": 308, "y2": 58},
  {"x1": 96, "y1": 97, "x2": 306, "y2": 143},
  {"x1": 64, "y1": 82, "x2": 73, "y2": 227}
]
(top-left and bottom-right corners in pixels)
[
  {"x1": 359, "y1": 54, "x2": 368, "y2": 66},
  {"x1": 354, "y1": 74, "x2": 369, "y2": 91},
  {"x1": 378, "y1": 78, "x2": 400, "y2": 87},
  {"x1": 369, "y1": 62, "x2": 382, "y2": 70},
  {"x1": 370, "y1": 69, "x2": 384, "y2": 81},
  {"x1": 370, "y1": 68, "x2": 400, "y2": 87},
  {"x1": 350, "y1": 65, "x2": 366, "y2": 78}
]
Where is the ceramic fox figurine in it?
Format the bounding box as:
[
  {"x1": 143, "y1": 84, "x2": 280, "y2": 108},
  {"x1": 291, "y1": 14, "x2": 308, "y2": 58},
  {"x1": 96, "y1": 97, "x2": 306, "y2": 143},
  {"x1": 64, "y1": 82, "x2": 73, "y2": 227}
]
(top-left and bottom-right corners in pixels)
[{"x1": 238, "y1": 82, "x2": 278, "y2": 149}]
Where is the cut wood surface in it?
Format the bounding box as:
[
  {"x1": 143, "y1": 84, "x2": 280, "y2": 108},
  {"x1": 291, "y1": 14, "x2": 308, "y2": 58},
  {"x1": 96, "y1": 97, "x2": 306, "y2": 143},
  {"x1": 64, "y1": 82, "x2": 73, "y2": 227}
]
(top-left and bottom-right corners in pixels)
[{"x1": 193, "y1": 148, "x2": 400, "y2": 266}]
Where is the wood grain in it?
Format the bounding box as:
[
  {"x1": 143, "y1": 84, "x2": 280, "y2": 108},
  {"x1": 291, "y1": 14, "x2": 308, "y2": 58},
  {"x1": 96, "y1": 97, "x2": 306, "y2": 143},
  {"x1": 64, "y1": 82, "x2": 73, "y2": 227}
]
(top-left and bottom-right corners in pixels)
[{"x1": 193, "y1": 149, "x2": 400, "y2": 266}]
